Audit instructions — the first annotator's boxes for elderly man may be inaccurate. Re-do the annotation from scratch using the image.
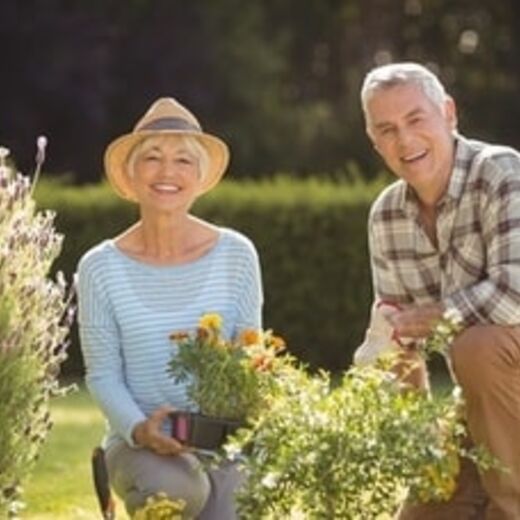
[357,62,520,518]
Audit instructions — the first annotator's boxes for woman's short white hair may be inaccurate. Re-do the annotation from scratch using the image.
[126,134,210,181]
[361,62,449,119]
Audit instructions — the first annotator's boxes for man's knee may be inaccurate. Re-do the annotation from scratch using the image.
[450,325,513,391]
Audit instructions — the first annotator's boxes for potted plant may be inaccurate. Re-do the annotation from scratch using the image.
[168,313,292,450]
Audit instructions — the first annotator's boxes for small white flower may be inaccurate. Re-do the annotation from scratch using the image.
[435,324,450,335]
[443,307,463,325]
[452,385,462,400]
[37,135,48,151]
[0,146,10,160]
[224,443,242,461]
[261,472,279,489]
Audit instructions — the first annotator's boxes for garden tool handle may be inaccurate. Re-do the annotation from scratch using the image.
[91,446,116,520]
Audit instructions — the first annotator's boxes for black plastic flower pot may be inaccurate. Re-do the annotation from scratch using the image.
[170,411,243,450]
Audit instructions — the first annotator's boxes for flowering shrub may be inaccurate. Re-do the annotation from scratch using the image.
[0,143,72,517]
[168,313,292,421]
[228,363,495,519]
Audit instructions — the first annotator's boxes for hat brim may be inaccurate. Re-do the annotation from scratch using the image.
[104,129,230,202]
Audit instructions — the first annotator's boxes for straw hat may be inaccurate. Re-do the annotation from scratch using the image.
[104,97,230,201]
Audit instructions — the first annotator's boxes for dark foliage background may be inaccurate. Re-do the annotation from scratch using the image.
[1,0,518,182]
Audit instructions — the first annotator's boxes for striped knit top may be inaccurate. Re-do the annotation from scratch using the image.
[77,227,263,450]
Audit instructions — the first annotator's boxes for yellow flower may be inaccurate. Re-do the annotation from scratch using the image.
[199,313,223,331]
[238,328,263,346]
[133,493,186,519]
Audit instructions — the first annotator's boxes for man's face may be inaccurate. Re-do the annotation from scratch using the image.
[365,83,457,204]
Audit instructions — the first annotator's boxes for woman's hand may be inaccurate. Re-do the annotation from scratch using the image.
[132,406,187,456]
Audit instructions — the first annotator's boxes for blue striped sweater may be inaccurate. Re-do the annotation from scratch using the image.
[77,227,263,450]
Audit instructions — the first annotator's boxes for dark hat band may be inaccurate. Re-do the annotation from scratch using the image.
[138,117,201,133]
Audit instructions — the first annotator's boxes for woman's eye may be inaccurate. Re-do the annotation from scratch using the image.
[176,157,194,165]
[144,154,160,162]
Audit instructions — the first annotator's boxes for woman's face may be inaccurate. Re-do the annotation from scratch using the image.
[129,136,202,212]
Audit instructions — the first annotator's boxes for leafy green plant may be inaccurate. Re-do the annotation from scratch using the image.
[168,313,293,421]
[0,143,72,518]
[228,363,495,519]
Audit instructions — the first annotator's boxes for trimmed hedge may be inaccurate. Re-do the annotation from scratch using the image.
[36,176,386,375]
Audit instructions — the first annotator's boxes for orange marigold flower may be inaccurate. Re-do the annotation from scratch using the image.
[196,327,210,340]
[169,331,190,342]
[269,335,286,351]
[239,328,262,346]
[251,354,273,372]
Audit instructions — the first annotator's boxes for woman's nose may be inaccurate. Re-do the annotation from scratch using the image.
[161,159,178,176]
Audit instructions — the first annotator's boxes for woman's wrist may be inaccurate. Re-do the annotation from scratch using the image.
[132,420,147,446]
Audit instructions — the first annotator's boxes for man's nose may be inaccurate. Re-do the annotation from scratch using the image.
[396,127,414,148]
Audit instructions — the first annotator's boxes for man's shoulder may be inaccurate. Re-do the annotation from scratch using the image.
[463,137,520,179]
[369,180,407,221]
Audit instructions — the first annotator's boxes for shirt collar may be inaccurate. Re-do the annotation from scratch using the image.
[446,134,473,202]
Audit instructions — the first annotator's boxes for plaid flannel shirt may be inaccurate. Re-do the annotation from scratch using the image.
[369,134,520,326]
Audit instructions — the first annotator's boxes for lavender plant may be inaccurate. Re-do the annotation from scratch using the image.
[0,142,72,518]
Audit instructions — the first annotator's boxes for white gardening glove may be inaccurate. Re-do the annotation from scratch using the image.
[353,301,414,366]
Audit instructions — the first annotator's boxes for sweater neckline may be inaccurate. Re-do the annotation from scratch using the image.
[105,228,226,271]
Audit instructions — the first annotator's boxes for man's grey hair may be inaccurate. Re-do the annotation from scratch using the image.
[361,62,449,118]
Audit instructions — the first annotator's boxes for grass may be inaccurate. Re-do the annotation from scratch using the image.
[21,384,128,519]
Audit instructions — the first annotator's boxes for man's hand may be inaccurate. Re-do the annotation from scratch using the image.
[386,302,444,338]
[132,406,187,456]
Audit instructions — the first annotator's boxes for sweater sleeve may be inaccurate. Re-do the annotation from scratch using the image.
[234,237,264,333]
[77,252,146,447]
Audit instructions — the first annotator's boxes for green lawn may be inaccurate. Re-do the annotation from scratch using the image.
[21,385,128,519]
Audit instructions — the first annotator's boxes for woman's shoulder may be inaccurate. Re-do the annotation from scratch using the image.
[76,240,116,275]
[218,227,259,257]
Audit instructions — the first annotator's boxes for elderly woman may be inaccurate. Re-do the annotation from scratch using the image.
[77,98,263,519]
